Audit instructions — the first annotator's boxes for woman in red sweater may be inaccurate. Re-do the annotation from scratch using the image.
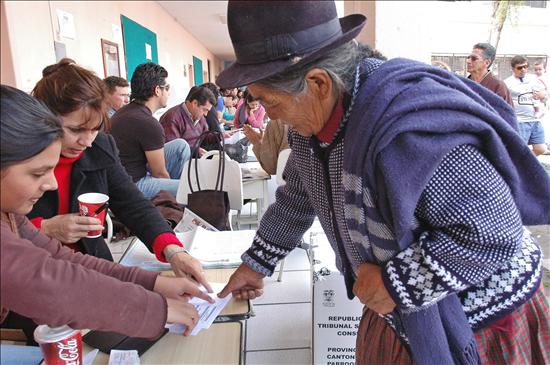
[0,85,212,340]
[28,59,207,285]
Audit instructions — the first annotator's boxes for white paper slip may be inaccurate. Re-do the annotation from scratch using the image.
[188,227,255,267]
[165,283,231,336]
[108,349,140,365]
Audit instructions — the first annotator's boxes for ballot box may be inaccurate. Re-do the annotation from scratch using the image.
[309,231,364,365]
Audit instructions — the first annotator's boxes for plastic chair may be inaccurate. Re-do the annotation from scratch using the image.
[176,156,243,213]
[275,149,291,186]
[201,150,231,160]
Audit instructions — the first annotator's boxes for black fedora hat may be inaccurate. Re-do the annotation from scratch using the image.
[216,1,366,88]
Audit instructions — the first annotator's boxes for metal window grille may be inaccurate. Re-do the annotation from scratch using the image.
[431,54,548,80]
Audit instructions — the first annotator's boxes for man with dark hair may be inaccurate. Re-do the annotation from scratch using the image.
[505,55,547,155]
[160,86,216,157]
[202,82,225,122]
[103,76,130,118]
[111,62,191,198]
[466,43,512,106]
[199,83,240,151]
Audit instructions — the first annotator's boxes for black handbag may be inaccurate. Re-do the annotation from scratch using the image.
[186,132,231,231]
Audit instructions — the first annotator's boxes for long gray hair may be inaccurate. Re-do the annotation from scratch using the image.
[257,41,386,96]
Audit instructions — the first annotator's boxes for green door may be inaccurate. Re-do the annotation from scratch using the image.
[193,56,203,86]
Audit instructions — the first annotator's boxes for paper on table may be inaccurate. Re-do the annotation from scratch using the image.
[224,130,244,145]
[188,227,255,268]
[108,349,140,365]
[118,219,251,271]
[241,163,270,180]
[165,283,231,336]
[119,238,172,271]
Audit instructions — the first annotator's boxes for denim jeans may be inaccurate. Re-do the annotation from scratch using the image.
[518,121,545,145]
[136,138,191,199]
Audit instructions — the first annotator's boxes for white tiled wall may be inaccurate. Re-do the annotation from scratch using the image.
[245,248,312,364]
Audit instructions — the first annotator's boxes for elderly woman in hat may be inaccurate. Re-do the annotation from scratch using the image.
[217,1,550,364]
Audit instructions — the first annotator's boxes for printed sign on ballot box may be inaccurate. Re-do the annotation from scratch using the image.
[311,231,363,365]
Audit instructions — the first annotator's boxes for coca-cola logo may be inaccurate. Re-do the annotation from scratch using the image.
[58,339,80,365]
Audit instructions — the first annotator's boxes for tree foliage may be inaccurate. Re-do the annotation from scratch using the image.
[488,0,524,52]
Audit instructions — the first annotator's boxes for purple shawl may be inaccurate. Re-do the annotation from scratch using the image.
[343,58,550,364]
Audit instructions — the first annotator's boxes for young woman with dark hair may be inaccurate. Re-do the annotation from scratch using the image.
[29,59,211,279]
[234,90,266,128]
[0,85,211,342]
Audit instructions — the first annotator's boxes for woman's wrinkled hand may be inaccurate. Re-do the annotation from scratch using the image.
[218,263,264,300]
[353,262,396,314]
[243,124,263,145]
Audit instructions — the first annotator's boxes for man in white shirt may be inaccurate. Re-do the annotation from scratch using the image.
[504,55,547,155]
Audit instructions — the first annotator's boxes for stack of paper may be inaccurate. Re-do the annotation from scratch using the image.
[119,223,254,270]
[188,227,255,268]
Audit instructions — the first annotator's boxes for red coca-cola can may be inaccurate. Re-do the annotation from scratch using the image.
[34,325,82,365]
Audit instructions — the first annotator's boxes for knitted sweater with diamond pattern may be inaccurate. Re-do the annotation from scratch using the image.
[241,59,544,335]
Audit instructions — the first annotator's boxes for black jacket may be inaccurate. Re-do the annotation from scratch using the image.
[27,133,173,260]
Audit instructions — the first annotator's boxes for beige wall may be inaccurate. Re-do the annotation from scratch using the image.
[2,0,222,110]
[0,1,16,86]
[344,1,376,49]
[2,1,55,90]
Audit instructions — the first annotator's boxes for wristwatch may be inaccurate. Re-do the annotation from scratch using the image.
[165,246,189,262]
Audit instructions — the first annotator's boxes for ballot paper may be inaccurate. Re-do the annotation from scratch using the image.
[187,227,255,268]
[165,283,231,336]
[108,349,140,365]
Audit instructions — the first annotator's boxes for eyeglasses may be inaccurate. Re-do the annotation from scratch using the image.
[159,84,170,91]
[515,64,529,71]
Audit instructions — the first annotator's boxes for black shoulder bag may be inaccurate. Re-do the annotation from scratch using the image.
[186,131,231,231]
